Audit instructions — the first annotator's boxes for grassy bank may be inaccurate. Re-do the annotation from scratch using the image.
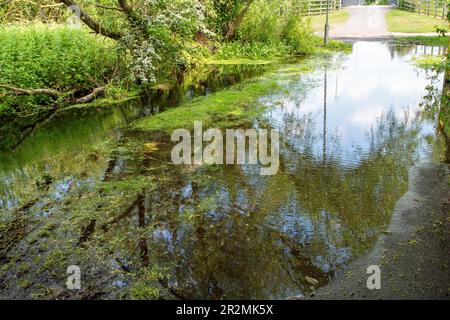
[393,36,449,46]
[0,23,349,116]
[0,20,350,151]
[386,9,449,33]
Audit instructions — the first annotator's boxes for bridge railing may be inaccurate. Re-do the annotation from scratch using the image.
[398,0,449,20]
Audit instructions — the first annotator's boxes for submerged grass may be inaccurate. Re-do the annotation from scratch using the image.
[204,58,274,65]
[132,55,333,133]
[132,77,279,132]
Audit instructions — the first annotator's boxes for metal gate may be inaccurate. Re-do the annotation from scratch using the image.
[342,0,361,6]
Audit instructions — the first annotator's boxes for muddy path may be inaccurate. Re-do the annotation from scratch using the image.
[310,162,450,299]
[330,5,438,40]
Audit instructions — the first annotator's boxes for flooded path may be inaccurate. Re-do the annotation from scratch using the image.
[0,41,447,299]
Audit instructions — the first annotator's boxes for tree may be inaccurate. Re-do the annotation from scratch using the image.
[208,0,255,40]
[55,0,208,83]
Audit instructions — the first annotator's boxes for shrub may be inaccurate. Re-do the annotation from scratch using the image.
[0,24,118,116]
[229,0,316,57]
[217,41,290,59]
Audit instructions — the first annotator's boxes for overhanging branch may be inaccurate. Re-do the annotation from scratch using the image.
[0,84,60,97]
[59,0,123,40]
[117,0,140,26]
[0,84,106,104]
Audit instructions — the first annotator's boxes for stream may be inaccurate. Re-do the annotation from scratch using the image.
[0,41,447,299]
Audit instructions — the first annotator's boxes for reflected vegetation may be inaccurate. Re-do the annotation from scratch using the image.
[0,63,270,152]
[0,42,447,299]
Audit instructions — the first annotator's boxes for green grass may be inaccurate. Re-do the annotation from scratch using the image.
[393,36,449,46]
[132,58,332,133]
[0,23,117,116]
[132,77,279,132]
[216,41,292,60]
[309,10,350,32]
[204,58,274,65]
[386,9,449,33]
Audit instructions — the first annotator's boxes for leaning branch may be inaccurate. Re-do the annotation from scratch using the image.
[0,84,60,97]
[224,0,255,40]
[59,0,123,40]
[0,84,106,104]
[73,86,106,104]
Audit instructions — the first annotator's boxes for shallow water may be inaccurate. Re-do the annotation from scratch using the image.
[0,41,446,299]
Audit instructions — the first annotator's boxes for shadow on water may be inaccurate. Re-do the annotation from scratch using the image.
[0,42,447,299]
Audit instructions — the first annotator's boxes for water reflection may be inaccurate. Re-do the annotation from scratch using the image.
[132,41,445,298]
[0,63,270,153]
[0,42,446,299]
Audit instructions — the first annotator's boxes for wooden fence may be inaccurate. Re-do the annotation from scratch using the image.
[280,0,342,16]
[304,0,342,15]
[399,0,448,19]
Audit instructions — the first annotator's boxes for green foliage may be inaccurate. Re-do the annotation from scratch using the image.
[217,41,290,59]
[280,8,316,55]
[412,54,446,71]
[205,0,249,36]
[225,0,317,58]
[0,24,117,116]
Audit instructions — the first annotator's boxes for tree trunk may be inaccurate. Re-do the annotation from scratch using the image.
[224,0,255,41]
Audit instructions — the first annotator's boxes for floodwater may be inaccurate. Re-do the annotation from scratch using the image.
[0,41,447,299]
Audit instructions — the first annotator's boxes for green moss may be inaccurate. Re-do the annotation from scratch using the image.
[62,92,141,112]
[132,77,278,132]
[127,266,167,300]
[17,262,30,274]
[17,278,32,289]
[204,58,274,65]
[132,55,336,133]
[130,286,161,300]
[40,249,66,272]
